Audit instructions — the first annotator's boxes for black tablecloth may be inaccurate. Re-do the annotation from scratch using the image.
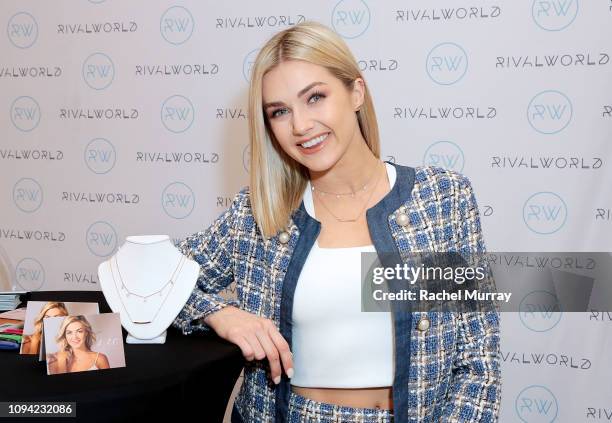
[0,291,243,422]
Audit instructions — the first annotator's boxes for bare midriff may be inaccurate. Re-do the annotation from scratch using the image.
[291,386,393,410]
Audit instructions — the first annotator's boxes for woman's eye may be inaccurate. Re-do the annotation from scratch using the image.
[269,92,325,119]
[308,92,325,103]
[271,108,288,118]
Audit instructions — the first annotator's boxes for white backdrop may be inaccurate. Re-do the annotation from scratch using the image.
[1,1,611,422]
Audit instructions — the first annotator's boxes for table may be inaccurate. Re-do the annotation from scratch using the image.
[0,290,243,422]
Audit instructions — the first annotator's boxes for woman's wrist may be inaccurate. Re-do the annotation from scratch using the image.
[203,305,236,328]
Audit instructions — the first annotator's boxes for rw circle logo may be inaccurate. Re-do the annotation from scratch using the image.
[86,221,118,257]
[532,0,578,31]
[331,0,371,39]
[162,182,195,219]
[161,95,195,133]
[519,290,562,332]
[7,12,38,49]
[426,42,468,86]
[515,385,558,422]
[243,49,259,83]
[10,96,41,132]
[82,53,115,90]
[523,192,567,235]
[422,141,464,172]
[331,0,371,38]
[160,6,194,45]
[84,138,116,174]
[15,258,45,291]
[527,91,573,134]
[13,178,43,213]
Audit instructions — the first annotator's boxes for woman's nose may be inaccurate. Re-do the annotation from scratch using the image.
[291,108,314,136]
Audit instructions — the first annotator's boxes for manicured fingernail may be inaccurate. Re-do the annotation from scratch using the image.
[273,375,281,384]
[286,368,294,378]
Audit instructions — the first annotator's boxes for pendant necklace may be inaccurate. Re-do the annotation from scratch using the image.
[312,160,384,223]
[108,253,186,324]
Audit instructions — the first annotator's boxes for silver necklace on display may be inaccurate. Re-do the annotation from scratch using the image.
[108,253,186,324]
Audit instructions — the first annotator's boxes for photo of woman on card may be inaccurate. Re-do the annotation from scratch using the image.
[20,301,68,355]
[46,315,110,374]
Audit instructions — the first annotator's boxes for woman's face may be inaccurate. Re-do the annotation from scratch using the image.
[45,307,66,318]
[262,60,364,173]
[65,321,86,349]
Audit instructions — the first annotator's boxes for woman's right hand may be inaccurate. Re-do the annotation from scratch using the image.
[204,306,294,384]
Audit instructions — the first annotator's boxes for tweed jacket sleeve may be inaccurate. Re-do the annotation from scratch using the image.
[171,190,244,336]
[440,175,502,422]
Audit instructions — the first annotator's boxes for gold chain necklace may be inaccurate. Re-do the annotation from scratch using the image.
[313,161,384,223]
[108,253,185,324]
[311,161,380,198]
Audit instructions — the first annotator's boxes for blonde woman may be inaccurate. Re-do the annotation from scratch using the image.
[20,301,68,355]
[173,21,501,422]
[47,315,109,374]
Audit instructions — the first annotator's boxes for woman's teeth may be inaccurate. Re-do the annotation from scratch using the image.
[301,133,328,148]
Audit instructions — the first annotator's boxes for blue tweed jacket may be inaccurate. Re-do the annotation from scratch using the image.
[172,162,501,422]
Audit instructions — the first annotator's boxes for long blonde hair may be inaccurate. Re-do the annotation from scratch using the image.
[32,301,68,338]
[248,21,381,239]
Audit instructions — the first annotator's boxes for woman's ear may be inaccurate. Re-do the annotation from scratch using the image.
[352,78,365,111]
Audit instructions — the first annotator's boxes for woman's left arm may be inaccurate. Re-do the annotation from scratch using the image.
[441,174,501,422]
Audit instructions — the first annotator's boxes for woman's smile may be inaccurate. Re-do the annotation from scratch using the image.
[297,132,330,154]
[69,336,82,346]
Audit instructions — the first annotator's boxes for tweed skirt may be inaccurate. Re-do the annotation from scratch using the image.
[287,391,394,423]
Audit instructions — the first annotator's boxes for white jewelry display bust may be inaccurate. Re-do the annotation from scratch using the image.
[98,235,199,344]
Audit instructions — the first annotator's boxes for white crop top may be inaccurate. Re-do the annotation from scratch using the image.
[290,162,396,388]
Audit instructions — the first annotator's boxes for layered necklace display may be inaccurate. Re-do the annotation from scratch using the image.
[108,250,186,324]
[311,160,384,223]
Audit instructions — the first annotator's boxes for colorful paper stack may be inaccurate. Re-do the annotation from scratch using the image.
[0,322,24,351]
